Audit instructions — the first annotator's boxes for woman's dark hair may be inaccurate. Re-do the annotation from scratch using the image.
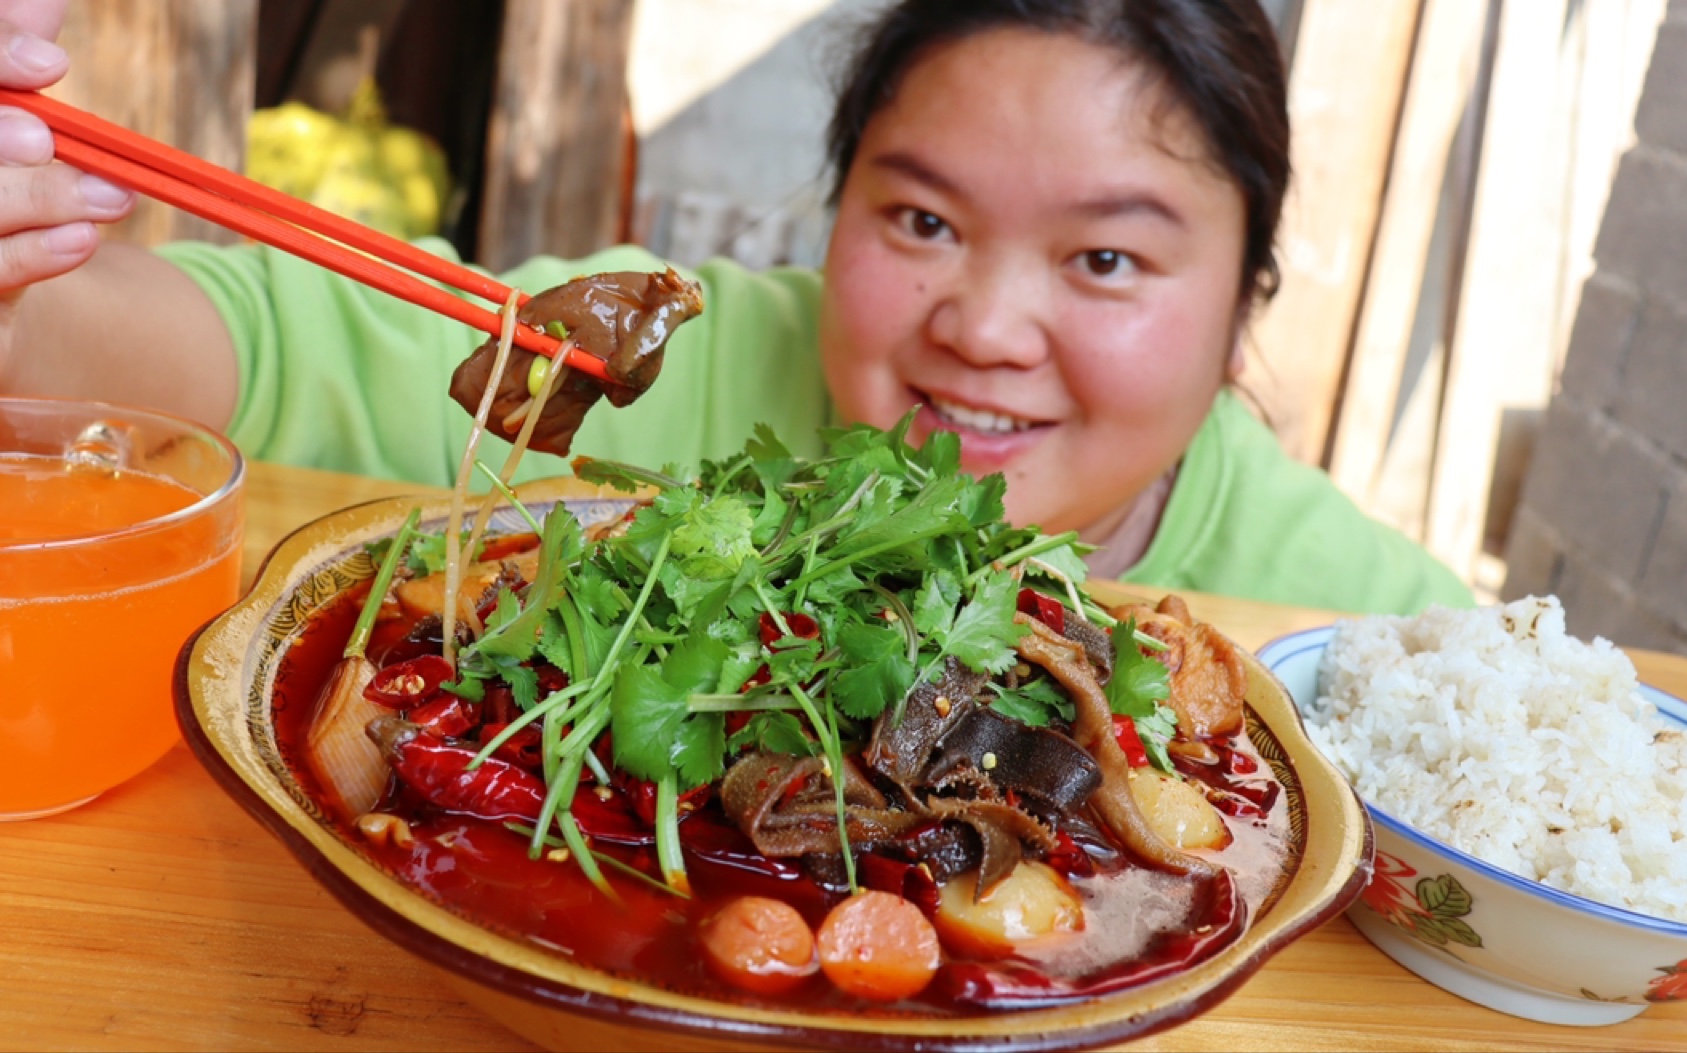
[827,0,1291,304]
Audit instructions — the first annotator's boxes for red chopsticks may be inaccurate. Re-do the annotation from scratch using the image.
[0,88,612,384]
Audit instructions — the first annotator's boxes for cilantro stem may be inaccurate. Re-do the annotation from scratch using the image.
[963,530,1081,587]
[472,460,543,535]
[505,822,690,899]
[790,520,962,591]
[588,532,672,696]
[788,682,856,893]
[710,454,753,496]
[654,774,690,894]
[764,469,879,564]
[752,578,792,637]
[346,508,420,660]
[869,583,919,666]
[687,693,799,713]
[468,680,590,768]
[581,744,613,786]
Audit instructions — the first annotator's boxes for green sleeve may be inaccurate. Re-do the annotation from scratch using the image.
[152,238,830,487]
[1123,391,1474,615]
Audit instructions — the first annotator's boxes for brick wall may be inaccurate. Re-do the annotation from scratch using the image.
[1502,2,1687,655]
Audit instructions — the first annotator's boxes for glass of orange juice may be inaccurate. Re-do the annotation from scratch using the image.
[0,397,244,819]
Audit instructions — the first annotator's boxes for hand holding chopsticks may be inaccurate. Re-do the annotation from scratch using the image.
[0,88,612,384]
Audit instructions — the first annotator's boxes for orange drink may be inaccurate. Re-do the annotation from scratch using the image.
[0,398,243,819]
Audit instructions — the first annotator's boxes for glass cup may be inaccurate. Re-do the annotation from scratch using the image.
[0,397,244,820]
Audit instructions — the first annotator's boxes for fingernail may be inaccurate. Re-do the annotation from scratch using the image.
[8,35,66,74]
[0,114,51,163]
[44,222,96,255]
[79,173,133,211]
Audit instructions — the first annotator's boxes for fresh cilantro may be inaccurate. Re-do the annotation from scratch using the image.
[671,492,756,579]
[726,710,817,757]
[1106,618,1176,773]
[987,677,1075,727]
[1136,702,1180,773]
[912,573,960,637]
[830,620,916,720]
[937,572,1026,676]
[1106,617,1172,716]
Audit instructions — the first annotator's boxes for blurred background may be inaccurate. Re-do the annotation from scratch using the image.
[51,0,1687,656]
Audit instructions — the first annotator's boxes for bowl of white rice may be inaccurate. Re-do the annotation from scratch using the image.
[1258,595,1687,1026]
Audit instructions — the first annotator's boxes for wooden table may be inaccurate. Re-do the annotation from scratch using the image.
[3,461,1683,1052]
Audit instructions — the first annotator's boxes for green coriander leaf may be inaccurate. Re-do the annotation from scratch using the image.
[750,486,787,547]
[957,473,1006,529]
[499,659,539,712]
[572,456,684,493]
[987,678,1074,727]
[912,573,960,637]
[672,713,727,788]
[484,587,522,635]
[442,673,486,701]
[672,494,756,579]
[830,621,916,720]
[715,638,762,695]
[802,562,866,607]
[830,475,970,561]
[725,710,816,758]
[407,531,480,575]
[609,665,686,781]
[765,634,823,685]
[922,428,961,478]
[1136,702,1179,773]
[1025,540,1092,588]
[941,572,1026,675]
[610,635,728,782]
[1106,617,1172,718]
[536,611,575,677]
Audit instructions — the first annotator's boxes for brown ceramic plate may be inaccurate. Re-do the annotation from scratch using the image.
[174,478,1373,1052]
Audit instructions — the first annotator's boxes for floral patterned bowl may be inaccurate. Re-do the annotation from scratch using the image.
[1258,626,1687,1026]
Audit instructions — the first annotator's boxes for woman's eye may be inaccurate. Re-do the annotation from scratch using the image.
[896,208,952,241]
[1078,249,1136,278]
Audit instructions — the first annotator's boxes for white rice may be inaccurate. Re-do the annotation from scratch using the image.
[1304,595,1687,924]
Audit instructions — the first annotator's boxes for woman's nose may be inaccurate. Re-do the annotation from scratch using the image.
[924,260,1052,370]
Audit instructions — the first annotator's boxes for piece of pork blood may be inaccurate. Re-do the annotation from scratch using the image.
[446,268,704,458]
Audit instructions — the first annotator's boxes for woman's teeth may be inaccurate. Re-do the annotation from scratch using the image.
[927,396,1036,435]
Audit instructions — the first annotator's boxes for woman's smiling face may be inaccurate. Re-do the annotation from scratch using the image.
[820,27,1249,541]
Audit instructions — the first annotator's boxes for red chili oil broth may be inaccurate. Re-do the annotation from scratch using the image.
[271,570,1295,1016]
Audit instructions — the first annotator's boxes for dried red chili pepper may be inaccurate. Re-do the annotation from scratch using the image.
[859,852,942,918]
[478,721,545,770]
[1110,715,1150,768]
[614,771,713,827]
[374,722,545,823]
[364,655,455,708]
[1016,588,1065,635]
[409,694,479,738]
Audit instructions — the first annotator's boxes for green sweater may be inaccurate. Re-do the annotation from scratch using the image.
[157,239,1472,615]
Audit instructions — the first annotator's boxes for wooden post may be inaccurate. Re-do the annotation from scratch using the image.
[1326,0,1493,536]
[478,0,636,271]
[1244,0,1424,466]
[1424,0,1666,584]
[54,0,255,247]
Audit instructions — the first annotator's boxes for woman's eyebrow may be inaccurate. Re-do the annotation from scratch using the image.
[868,151,962,196]
[1070,193,1185,227]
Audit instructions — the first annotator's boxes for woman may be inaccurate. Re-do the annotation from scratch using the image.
[0,0,1469,614]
